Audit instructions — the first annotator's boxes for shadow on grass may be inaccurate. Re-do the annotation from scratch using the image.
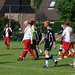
[0,61,15,64]
[10,48,23,50]
[0,54,13,56]
[57,64,69,67]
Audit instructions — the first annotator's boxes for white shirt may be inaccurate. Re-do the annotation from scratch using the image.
[23,26,32,41]
[62,26,73,42]
[4,27,12,37]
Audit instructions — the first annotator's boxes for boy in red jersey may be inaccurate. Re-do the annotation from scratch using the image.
[3,23,12,49]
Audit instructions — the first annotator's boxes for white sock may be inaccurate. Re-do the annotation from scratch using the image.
[45,55,49,66]
[46,60,49,66]
[39,49,42,53]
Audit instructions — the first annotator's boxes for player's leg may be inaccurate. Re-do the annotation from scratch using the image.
[43,50,49,68]
[7,37,10,49]
[32,40,39,58]
[36,41,43,54]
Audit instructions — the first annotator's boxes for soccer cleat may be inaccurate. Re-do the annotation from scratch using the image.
[32,57,39,60]
[43,65,48,68]
[17,57,23,61]
[69,64,75,68]
[54,61,58,67]
[64,56,68,58]
[40,52,43,55]
[57,57,63,61]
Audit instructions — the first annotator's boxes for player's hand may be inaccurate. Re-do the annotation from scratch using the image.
[55,33,58,36]
[53,44,56,49]
[21,40,23,44]
[30,41,33,45]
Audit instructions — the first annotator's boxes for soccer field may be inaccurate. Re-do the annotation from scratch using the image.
[0,41,75,75]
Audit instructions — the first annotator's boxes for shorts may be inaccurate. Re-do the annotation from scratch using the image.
[62,41,74,51]
[4,37,10,43]
[36,41,40,45]
[23,39,31,51]
[31,40,36,49]
[45,41,53,51]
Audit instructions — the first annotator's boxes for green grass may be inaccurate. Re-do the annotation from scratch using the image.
[0,41,75,75]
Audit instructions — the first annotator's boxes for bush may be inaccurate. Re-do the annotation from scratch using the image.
[11,32,24,41]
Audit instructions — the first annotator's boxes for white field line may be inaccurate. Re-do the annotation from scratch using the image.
[0,65,75,73]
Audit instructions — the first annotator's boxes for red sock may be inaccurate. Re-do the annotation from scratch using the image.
[73,52,75,58]
[61,53,65,59]
[21,51,27,59]
[7,43,10,48]
[29,49,36,58]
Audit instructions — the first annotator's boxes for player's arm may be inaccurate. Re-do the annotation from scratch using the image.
[56,35,63,41]
[52,30,56,49]
[39,36,44,45]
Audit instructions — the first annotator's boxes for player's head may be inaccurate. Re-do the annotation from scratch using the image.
[34,23,37,29]
[44,21,50,28]
[23,21,29,27]
[62,22,69,29]
[30,20,36,26]
[64,22,69,26]
[6,23,9,28]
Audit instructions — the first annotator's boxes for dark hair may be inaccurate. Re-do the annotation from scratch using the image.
[64,22,69,26]
[30,20,36,25]
[45,21,50,26]
[6,23,9,26]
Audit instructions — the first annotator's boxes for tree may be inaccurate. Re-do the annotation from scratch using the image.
[28,0,42,12]
[55,0,75,22]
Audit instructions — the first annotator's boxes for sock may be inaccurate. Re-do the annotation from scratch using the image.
[7,42,10,48]
[49,54,56,62]
[21,51,28,59]
[45,55,49,66]
[29,49,36,58]
[73,52,75,58]
[61,53,65,59]
[39,48,42,53]
[7,43,10,48]
[37,47,42,54]
[35,48,39,58]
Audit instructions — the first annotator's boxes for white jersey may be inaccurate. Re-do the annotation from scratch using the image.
[23,26,32,41]
[4,27,12,37]
[62,26,73,42]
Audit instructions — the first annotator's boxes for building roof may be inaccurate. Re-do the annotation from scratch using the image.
[38,0,60,21]
[0,0,33,17]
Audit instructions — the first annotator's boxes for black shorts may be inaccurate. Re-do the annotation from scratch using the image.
[60,39,63,45]
[31,40,36,49]
[36,41,40,45]
[45,41,53,51]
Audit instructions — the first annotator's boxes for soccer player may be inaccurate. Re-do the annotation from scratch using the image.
[18,21,36,61]
[39,21,58,68]
[56,22,75,67]
[34,24,43,55]
[56,24,64,56]
[30,20,39,59]
[3,23,12,49]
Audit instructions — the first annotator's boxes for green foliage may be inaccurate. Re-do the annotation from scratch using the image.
[55,0,75,22]
[51,22,61,33]
[28,0,42,12]
[12,32,23,41]
[34,0,42,12]
[35,13,47,22]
